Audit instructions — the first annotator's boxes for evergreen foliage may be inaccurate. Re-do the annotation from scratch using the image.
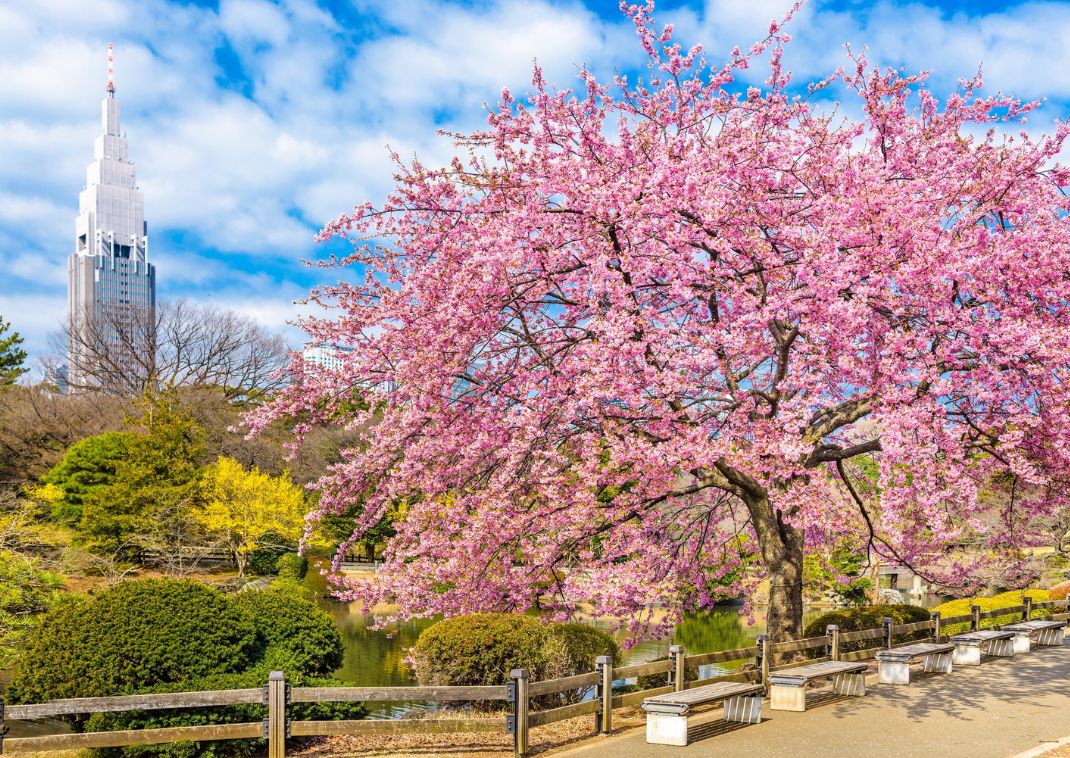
[0,316,28,387]
[0,548,66,668]
[411,613,619,707]
[42,432,136,525]
[802,604,931,657]
[79,399,206,554]
[6,578,361,758]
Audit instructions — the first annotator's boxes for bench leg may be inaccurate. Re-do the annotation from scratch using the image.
[723,694,762,724]
[878,660,910,685]
[832,672,866,697]
[922,652,952,674]
[769,684,806,712]
[1037,628,1064,646]
[988,638,1015,658]
[646,712,689,746]
[1011,633,1031,654]
[952,644,981,666]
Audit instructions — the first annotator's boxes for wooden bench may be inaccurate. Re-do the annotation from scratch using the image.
[950,629,1015,665]
[641,681,764,746]
[1001,620,1067,652]
[767,660,868,712]
[875,642,955,684]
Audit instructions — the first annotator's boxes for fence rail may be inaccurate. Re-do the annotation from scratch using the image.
[3,597,1067,757]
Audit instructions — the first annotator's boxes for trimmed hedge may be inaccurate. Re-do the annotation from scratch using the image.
[411,613,619,708]
[931,589,1050,636]
[276,552,307,582]
[7,579,360,758]
[6,580,256,702]
[231,588,342,675]
[803,604,930,657]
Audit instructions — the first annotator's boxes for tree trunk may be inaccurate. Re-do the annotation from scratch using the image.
[234,545,247,577]
[746,493,805,643]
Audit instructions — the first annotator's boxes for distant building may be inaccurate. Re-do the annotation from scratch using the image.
[302,343,353,372]
[67,44,156,390]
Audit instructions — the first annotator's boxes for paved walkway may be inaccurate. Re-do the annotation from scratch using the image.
[557,645,1070,758]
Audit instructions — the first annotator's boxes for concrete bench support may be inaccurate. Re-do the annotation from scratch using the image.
[769,683,806,712]
[876,642,955,684]
[1010,631,1032,654]
[642,680,764,746]
[923,652,953,674]
[723,694,762,724]
[831,671,866,696]
[951,634,1015,666]
[1003,620,1067,651]
[1038,627,1065,646]
[646,712,688,747]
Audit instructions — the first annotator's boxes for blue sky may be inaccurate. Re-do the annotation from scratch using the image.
[1,0,1069,367]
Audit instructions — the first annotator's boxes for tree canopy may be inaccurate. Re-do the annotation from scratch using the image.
[195,456,306,576]
[43,432,136,526]
[249,3,1070,640]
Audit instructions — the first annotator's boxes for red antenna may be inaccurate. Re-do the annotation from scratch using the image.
[106,43,115,92]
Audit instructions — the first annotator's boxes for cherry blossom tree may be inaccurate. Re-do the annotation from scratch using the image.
[249,2,1070,641]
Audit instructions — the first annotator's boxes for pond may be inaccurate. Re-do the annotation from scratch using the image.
[306,567,827,717]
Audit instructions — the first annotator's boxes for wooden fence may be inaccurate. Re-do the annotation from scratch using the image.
[2,599,1067,757]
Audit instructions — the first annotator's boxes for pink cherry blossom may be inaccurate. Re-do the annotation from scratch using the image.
[247,2,1070,642]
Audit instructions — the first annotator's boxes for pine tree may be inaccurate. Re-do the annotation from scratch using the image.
[0,316,28,387]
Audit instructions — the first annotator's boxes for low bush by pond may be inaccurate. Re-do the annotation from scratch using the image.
[6,578,364,758]
[411,613,620,708]
[802,604,930,656]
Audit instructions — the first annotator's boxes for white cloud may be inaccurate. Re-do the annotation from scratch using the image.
[1,0,1069,370]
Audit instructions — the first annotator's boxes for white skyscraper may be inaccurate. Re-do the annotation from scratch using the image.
[67,44,156,391]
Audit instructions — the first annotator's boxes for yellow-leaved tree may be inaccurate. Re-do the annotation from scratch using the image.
[195,456,305,576]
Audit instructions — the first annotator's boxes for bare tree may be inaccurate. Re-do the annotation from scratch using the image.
[0,386,129,487]
[57,299,290,400]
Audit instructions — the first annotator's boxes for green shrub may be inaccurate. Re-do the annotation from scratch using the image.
[7,579,361,758]
[246,531,295,576]
[542,623,622,682]
[275,552,307,582]
[6,580,256,702]
[411,614,619,707]
[932,589,1050,636]
[413,613,546,687]
[231,589,343,676]
[0,548,66,669]
[802,604,930,657]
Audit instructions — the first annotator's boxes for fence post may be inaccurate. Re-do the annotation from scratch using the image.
[0,692,6,755]
[971,604,981,632]
[882,616,894,650]
[595,655,613,735]
[826,624,840,661]
[510,669,529,757]
[1024,596,1033,621]
[266,670,287,758]
[756,635,770,688]
[931,611,941,643]
[669,645,686,692]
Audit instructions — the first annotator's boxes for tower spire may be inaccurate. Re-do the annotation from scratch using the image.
[106,42,115,93]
